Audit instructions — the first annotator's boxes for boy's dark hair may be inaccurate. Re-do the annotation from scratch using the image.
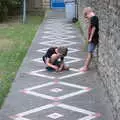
[58,47,68,56]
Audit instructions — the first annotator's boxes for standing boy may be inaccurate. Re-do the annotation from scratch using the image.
[80,7,99,72]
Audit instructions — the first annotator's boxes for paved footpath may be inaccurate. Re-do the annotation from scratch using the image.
[0,10,114,120]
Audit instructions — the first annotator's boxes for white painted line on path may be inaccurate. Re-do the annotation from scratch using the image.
[10,103,100,120]
[58,72,85,80]
[21,81,91,101]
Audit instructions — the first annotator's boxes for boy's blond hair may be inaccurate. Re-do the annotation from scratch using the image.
[58,47,68,56]
[83,7,93,17]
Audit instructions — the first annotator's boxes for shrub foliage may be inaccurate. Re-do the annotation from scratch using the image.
[0,0,22,22]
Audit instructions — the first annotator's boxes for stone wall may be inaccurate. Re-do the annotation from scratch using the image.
[27,0,43,10]
[42,0,50,8]
[78,0,120,120]
[27,0,46,15]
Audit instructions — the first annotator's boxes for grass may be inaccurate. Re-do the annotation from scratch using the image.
[0,15,44,108]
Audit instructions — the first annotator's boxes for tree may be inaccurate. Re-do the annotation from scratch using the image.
[0,0,22,22]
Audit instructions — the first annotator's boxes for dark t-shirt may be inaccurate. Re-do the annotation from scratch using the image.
[44,47,57,58]
[43,47,64,63]
[88,16,99,45]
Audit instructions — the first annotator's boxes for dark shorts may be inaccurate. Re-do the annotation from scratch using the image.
[88,43,96,53]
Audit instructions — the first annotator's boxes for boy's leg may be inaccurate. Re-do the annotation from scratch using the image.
[63,64,69,70]
[50,54,58,64]
[83,52,93,70]
[45,54,58,71]
[80,43,96,72]
[55,62,69,71]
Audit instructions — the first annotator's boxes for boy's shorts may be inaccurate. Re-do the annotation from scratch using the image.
[88,43,96,53]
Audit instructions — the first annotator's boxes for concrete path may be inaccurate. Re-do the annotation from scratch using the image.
[0,9,113,120]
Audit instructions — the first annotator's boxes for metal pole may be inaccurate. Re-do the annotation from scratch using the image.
[76,0,78,19]
[23,0,26,24]
[75,0,78,19]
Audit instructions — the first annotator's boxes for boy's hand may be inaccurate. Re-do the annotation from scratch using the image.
[53,66,59,71]
[58,63,64,72]
[88,38,92,42]
[58,67,63,72]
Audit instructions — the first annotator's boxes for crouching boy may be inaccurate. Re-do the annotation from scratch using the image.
[43,47,69,72]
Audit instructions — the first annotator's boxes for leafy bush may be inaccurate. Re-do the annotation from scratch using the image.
[0,0,21,22]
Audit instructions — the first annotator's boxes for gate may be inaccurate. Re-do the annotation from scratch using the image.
[51,0,65,8]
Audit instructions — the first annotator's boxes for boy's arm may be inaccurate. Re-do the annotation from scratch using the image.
[58,59,64,71]
[46,58,58,71]
[59,62,64,71]
[88,26,96,42]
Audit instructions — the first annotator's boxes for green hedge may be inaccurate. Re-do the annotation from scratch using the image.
[0,0,21,22]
